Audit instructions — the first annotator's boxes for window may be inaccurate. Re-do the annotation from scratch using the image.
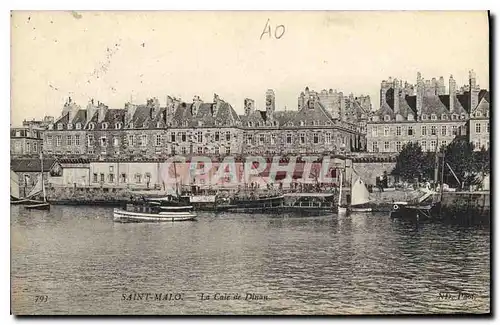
[396,141,402,152]
[66,135,73,146]
[109,173,114,183]
[67,123,73,130]
[475,123,481,133]
[487,122,490,133]
[452,114,457,120]
[313,133,319,144]
[270,135,276,145]
[33,142,37,152]
[100,136,107,147]
[135,173,142,183]
[371,127,378,137]
[74,135,80,146]
[226,131,231,141]
[259,134,264,145]
[431,114,437,120]
[396,126,401,136]
[246,135,253,145]
[384,115,390,122]
[422,114,428,120]
[93,173,98,183]
[115,122,122,129]
[384,126,390,136]
[120,173,126,183]
[452,125,458,135]
[325,133,331,144]
[196,131,203,143]
[87,135,94,147]
[156,134,162,146]
[128,135,134,146]
[431,126,437,136]
[408,114,414,121]
[47,136,53,146]
[300,121,305,126]
[461,114,466,120]
[441,141,447,148]
[226,147,231,155]
[441,125,447,136]
[430,140,437,151]
[475,111,482,118]
[372,142,379,152]
[100,173,105,183]
[197,147,203,154]
[140,134,147,147]
[57,123,63,130]
[408,126,414,136]
[286,134,292,144]
[384,141,390,151]
[421,141,427,151]
[181,147,187,155]
[89,123,95,130]
[215,131,219,141]
[102,123,108,130]
[56,135,62,147]
[113,137,119,147]
[441,114,447,120]
[299,133,305,144]
[75,123,81,130]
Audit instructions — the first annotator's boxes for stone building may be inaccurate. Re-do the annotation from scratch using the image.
[10,126,44,157]
[468,87,490,151]
[366,70,489,153]
[43,88,365,159]
[241,90,365,155]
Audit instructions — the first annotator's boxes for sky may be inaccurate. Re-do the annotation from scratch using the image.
[10,11,489,126]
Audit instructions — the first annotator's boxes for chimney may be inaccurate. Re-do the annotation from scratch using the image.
[339,91,345,120]
[86,98,98,123]
[438,76,445,95]
[265,89,276,115]
[97,102,107,123]
[192,95,203,116]
[469,69,479,110]
[380,80,388,107]
[124,102,137,126]
[416,72,423,118]
[212,93,222,117]
[244,98,255,116]
[393,78,400,114]
[449,75,456,112]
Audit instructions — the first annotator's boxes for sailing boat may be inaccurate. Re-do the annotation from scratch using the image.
[338,169,372,214]
[338,169,347,214]
[24,152,50,210]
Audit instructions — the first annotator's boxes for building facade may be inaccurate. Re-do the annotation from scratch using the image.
[10,126,44,157]
[468,89,490,151]
[366,70,489,153]
[43,90,365,159]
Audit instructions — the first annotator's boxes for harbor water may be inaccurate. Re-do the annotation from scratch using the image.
[11,205,490,315]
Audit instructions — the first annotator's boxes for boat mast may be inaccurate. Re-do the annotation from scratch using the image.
[40,152,46,202]
[338,168,343,207]
[173,159,179,197]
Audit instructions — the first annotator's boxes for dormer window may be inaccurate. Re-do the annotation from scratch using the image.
[115,122,122,129]
[461,114,466,120]
[88,123,95,130]
[441,114,447,120]
[198,121,203,127]
[431,114,437,120]
[395,114,403,121]
[156,121,161,128]
[422,114,428,120]
[183,121,188,127]
[67,123,73,130]
[128,123,133,129]
[300,121,305,126]
[248,122,253,127]
[48,124,54,130]
[102,122,108,130]
[485,111,489,118]
[57,123,63,130]
[75,123,81,130]
[273,121,277,126]
[407,114,414,121]
[384,115,390,122]
[475,111,482,118]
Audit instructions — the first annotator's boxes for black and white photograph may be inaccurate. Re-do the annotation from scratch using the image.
[9,10,490,315]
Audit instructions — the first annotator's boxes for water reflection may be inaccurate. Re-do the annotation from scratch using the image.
[11,206,489,315]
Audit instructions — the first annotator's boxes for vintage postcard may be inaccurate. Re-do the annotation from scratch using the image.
[10,11,490,315]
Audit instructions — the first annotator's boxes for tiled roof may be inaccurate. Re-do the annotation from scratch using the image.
[11,158,55,172]
[72,110,87,125]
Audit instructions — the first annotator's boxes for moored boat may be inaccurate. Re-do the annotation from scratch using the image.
[113,195,196,222]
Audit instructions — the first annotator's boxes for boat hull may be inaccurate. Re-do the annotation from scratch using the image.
[351,207,372,212]
[24,202,51,210]
[113,208,197,222]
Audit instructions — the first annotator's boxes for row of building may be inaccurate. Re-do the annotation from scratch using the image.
[11,70,490,160]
